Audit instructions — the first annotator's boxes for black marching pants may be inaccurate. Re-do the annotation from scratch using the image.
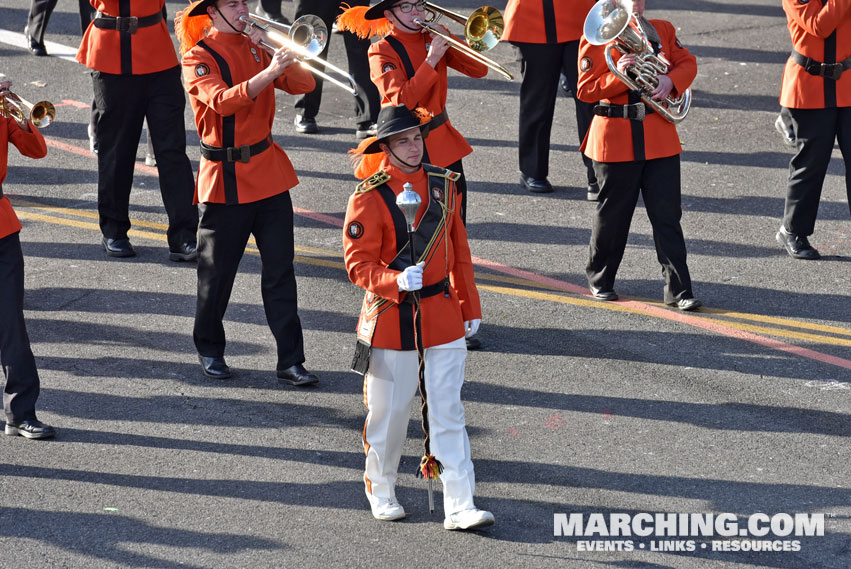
[26,0,58,43]
[781,106,851,237]
[513,40,596,185]
[93,66,198,250]
[0,233,41,424]
[194,191,306,370]
[587,155,693,304]
[292,0,381,127]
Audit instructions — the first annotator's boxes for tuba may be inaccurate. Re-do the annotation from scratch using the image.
[0,89,55,128]
[583,0,691,123]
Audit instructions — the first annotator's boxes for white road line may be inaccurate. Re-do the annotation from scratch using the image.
[0,29,80,64]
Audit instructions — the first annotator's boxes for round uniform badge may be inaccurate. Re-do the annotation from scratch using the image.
[382,62,397,73]
[580,56,592,72]
[195,63,210,77]
[347,221,365,240]
[432,187,443,201]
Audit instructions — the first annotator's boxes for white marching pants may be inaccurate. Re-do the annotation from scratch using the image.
[363,337,475,515]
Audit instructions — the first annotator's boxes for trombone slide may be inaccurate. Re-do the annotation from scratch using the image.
[414,18,514,80]
[239,15,359,96]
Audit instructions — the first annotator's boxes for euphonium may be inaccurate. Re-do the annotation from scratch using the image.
[0,90,55,128]
[583,0,691,123]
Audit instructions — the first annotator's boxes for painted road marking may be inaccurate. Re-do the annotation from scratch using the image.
[12,197,851,371]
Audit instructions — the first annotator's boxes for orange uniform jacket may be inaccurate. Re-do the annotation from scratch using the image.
[343,161,481,350]
[368,30,488,168]
[577,19,696,163]
[182,31,316,204]
[502,0,596,44]
[77,0,178,75]
[780,0,851,109]
[0,118,47,240]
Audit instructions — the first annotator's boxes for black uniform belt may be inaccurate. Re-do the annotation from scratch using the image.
[401,278,450,304]
[430,110,449,129]
[93,11,163,33]
[791,50,851,81]
[200,136,272,163]
[594,101,655,121]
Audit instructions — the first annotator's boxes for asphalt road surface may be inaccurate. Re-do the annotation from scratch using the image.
[0,1,848,568]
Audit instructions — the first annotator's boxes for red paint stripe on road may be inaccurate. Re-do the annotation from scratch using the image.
[41,135,851,370]
[45,137,159,176]
[293,206,344,228]
[472,254,851,370]
[54,99,92,109]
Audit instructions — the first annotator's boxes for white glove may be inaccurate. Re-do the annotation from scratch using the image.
[464,318,481,338]
[397,262,424,292]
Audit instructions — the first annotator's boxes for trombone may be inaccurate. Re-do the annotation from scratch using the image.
[414,3,514,80]
[239,13,359,96]
[0,89,55,128]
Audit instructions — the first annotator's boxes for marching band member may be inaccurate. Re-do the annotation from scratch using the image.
[77,0,198,261]
[503,0,598,197]
[176,0,320,385]
[775,0,851,260]
[338,0,488,225]
[338,0,488,349]
[0,81,56,440]
[343,104,493,530]
[577,0,701,310]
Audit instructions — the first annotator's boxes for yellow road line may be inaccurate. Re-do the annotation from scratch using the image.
[14,203,851,348]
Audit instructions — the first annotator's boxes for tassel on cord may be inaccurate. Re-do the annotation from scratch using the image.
[175,9,212,55]
[417,455,443,480]
[410,300,442,513]
[337,5,393,39]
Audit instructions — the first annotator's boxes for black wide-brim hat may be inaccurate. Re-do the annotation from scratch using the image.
[362,104,431,154]
[186,0,217,18]
[364,0,402,20]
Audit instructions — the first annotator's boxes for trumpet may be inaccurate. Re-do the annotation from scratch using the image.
[583,0,691,123]
[0,89,55,128]
[239,13,359,96]
[414,3,514,81]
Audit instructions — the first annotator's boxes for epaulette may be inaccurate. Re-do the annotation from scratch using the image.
[423,163,460,182]
[355,171,391,193]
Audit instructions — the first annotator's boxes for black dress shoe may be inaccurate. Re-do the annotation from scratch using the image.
[5,419,56,439]
[294,115,318,134]
[169,242,198,262]
[776,229,820,260]
[277,363,319,386]
[356,122,378,140]
[25,26,48,56]
[667,297,702,311]
[520,174,553,194]
[590,287,618,301]
[198,355,232,379]
[587,182,601,202]
[102,237,136,258]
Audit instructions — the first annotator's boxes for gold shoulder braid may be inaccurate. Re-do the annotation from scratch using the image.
[355,171,391,194]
